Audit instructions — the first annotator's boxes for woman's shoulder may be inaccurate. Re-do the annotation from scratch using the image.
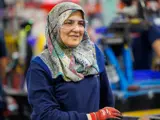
[28,56,52,78]
[94,44,105,72]
[94,44,104,57]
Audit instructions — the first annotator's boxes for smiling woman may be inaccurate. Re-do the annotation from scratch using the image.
[26,2,122,120]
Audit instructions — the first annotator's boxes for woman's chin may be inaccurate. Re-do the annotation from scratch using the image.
[66,40,81,48]
[67,43,80,48]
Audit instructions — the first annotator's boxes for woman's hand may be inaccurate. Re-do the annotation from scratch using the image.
[87,107,122,120]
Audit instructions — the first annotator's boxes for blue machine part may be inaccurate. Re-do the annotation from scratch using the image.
[123,45,133,84]
[133,70,160,85]
[95,27,115,38]
[104,47,128,91]
[105,44,160,91]
[134,70,160,80]
[95,26,108,34]
[97,25,160,93]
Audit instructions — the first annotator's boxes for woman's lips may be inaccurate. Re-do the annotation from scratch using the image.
[70,35,79,39]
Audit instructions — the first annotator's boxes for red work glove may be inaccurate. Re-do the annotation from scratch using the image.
[88,107,122,120]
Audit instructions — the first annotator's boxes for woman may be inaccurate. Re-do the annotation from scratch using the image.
[26,2,122,120]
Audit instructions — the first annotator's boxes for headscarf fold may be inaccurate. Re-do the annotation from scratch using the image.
[39,2,99,82]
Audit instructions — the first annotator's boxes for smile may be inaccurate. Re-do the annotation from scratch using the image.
[70,35,79,38]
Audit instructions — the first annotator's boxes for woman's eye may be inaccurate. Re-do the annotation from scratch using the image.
[64,20,73,25]
[79,21,85,27]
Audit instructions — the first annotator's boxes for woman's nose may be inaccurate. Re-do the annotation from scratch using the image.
[72,25,80,32]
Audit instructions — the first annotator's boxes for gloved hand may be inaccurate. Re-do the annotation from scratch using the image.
[87,107,122,120]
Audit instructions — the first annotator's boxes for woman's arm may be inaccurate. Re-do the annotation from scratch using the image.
[26,62,88,120]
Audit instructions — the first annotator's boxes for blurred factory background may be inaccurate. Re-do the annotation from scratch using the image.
[1,0,160,120]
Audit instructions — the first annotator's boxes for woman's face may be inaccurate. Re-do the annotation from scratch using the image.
[59,11,85,48]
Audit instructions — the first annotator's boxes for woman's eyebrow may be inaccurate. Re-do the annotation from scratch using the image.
[66,18,84,21]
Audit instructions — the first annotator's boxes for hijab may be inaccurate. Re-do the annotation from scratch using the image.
[39,2,99,82]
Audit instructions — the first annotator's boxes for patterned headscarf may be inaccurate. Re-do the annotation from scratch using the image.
[39,2,99,82]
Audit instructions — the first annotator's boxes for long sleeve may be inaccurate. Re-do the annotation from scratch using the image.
[26,62,88,120]
[95,45,114,108]
[99,69,114,108]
